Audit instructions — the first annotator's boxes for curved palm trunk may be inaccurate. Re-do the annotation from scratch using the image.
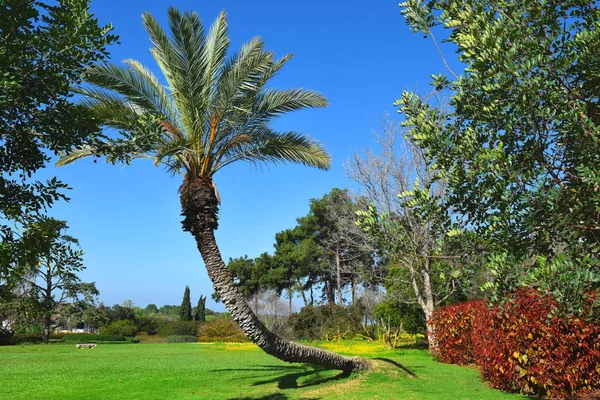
[180,178,369,372]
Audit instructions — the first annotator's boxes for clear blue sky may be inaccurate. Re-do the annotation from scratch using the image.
[45,0,460,311]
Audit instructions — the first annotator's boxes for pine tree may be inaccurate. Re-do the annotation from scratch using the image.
[180,286,192,321]
[194,295,206,322]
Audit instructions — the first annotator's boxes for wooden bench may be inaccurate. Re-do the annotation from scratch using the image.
[76,343,97,349]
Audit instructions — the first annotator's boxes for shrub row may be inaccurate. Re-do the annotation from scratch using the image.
[12,333,64,344]
[166,335,197,343]
[429,289,600,398]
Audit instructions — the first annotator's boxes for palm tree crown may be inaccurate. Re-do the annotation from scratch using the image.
[58,7,331,178]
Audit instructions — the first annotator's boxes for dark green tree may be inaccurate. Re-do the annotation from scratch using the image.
[107,304,135,322]
[398,0,600,314]
[144,304,158,314]
[18,218,99,341]
[158,304,182,319]
[194,295,206,322]
[227,256,263,299]
[0,0,116,286]
[180,286,192,322]
[272,227,325,307]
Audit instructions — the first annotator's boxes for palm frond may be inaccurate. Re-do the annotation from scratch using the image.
[75,87,145,131]
[253,88,328,123]
[55,146,97,167]
[213,129,331,174]
[142,10,185,89]
[83,62,172,119]
[201,10,229,104]
[122,58,177,121]
[60,8,331,180]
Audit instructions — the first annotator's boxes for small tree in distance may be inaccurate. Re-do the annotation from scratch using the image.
[180,286,192,321]
[194,295,206,322]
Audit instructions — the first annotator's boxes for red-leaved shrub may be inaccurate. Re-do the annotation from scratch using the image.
[430,289,600,398]
[428,299,488,364]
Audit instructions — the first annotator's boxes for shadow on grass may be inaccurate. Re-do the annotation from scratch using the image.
[230,394,291,400]
[373,357,417,378]
[215,364,352,399]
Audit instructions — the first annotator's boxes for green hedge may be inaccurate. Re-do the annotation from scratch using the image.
[13,334,42,344]
[166,335,197,343]
[159,321,198,337]
[62,334,126,343]
[12,333,65,344]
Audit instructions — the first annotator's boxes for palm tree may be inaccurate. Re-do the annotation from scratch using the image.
[58,8,369,372]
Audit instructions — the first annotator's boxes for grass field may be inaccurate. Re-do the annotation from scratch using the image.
[0,341,525,399]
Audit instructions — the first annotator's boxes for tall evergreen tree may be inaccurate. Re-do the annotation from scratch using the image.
[180,286,192,321]
[194,295,206,322]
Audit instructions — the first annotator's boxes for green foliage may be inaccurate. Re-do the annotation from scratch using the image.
[193,295,206,322]
[144,304,158,314]
[180,286,192,321]
[100,320,138,337]
[8,218,98,339]
[166,335,197,343]
[158,321,198,338]
[11,332,65,344]
[107,304,135,321]
[226,255,265,298]
[374,299,426,335]
[288,304,365,341]
[64,301,110,332]
[0,0,116,290]
[135,316,160,335]
[157,304,182,319]
[197,316,246,343]
[398,0,600,315]
[227,188,371,306]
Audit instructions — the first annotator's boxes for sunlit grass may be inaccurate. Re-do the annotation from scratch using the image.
[0,341,525,399]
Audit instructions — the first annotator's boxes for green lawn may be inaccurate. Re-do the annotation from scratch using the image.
[0,341,525,399]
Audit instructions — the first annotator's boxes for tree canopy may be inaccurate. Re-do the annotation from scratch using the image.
[398,0,600,315]
[0,0,116,279]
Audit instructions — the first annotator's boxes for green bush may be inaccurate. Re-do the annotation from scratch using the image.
[166,335,197,343]
[136,316,160,334]
[158,321,198,337]
[100,320,138,336]
[12,334,42,344]
[288,303,365,341]
[374,299,426,335]
[62,334,125,343]
[0,331,14,345]
[197,316,246,343]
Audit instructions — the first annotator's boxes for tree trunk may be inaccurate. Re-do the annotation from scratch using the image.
[300,289,308,307]
[42,260,52,342]
[335,250,342,305]
[351,275,357,306]
[325,280,335,305]
[180,178,368,372]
